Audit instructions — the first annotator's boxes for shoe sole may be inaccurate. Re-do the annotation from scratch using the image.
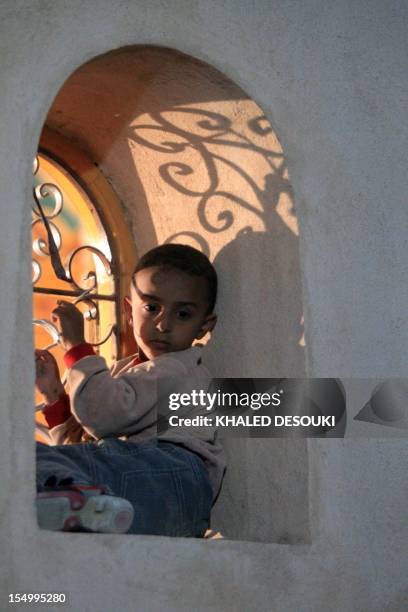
[36,494,134,534]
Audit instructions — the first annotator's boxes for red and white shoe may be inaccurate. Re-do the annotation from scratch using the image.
[36,484,134,534]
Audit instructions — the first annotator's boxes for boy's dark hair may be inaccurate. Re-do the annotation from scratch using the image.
[132,244,217,313]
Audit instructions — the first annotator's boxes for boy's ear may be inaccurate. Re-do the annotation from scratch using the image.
[196,313,217,339]
[123,296,133,325]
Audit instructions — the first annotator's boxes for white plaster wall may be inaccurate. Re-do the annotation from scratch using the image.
[1,1,407,610]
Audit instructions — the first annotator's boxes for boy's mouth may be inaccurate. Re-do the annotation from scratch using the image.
[148,340,172,352]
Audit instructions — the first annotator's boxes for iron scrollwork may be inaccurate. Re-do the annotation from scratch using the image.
[32,155,117,351]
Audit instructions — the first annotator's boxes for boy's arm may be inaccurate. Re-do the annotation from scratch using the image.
[49,299,164,439]
[39,394,87,444]
[35,347,88,444]
[64,344,162,439]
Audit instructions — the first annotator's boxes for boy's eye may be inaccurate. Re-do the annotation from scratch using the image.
[143,303,158,313]
[177,310,192,320]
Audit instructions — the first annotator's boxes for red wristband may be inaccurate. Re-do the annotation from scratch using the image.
[64,343,96,368]
[42,393,71,428]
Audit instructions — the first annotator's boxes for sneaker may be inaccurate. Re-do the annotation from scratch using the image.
[36,483,134,534]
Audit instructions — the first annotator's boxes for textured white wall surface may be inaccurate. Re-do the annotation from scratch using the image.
[0,1,407,610]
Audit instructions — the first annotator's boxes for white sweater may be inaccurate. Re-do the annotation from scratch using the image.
[39,346,226,501]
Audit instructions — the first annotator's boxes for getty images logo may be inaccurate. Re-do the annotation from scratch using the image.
[158,378,408,437]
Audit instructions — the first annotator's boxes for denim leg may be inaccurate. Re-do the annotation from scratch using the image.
[36,439,213,537]
[87,439,213,537]
[36,441,96,489]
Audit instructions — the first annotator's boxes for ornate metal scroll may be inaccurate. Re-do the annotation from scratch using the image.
[32,155,117,351]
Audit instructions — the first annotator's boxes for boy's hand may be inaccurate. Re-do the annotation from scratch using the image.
[35,349,65,405]
[51,300,85,350]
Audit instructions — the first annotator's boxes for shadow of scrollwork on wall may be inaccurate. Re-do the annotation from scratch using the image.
[127,107,296,236]
[126,104,303,378]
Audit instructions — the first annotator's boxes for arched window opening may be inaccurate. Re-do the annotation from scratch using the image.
[31,47,308,544]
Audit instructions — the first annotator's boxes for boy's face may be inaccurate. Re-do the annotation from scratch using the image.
[124,266,216,361]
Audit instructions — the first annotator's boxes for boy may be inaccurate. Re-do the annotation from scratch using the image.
[35,244,226,536]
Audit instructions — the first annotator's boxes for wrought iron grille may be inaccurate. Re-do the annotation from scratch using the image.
[32,153,119,363]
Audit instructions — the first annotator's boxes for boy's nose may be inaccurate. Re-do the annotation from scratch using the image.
[155,312,171,333]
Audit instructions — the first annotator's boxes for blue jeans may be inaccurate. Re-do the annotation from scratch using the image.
[36,439,213,537]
